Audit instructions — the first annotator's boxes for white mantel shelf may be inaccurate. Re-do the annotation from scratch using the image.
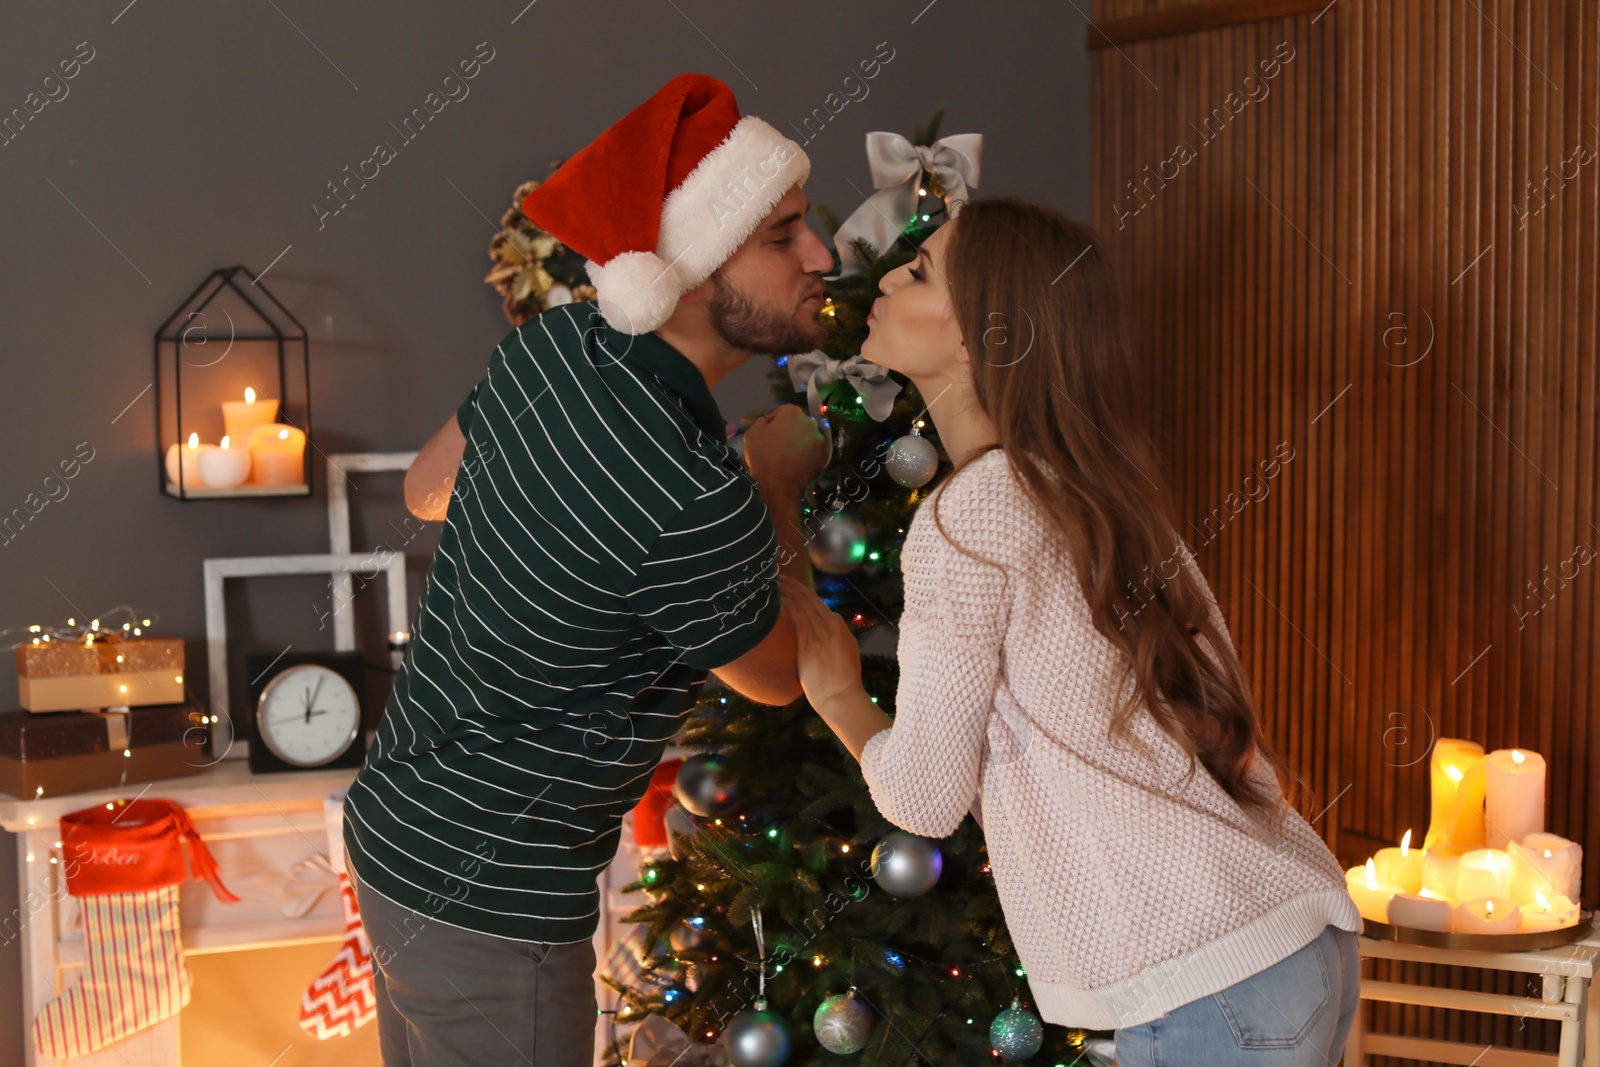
[5,757,360,1067]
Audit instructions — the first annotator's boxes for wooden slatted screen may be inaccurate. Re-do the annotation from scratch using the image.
[1089,1,1598,1060]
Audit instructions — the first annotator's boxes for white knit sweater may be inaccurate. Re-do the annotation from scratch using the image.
[860,448,1361,1030]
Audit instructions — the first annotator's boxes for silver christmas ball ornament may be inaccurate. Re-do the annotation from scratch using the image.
[668,916,713,954]
[808,512,868,574]
[869,831,943,897]
[724,1001,792,1066]
[885,434,939,487]
[674,754,741,817]
[813,989,872,1054]
[989,998,1044,1062]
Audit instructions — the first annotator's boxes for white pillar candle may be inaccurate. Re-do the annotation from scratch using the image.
[1519,891,1580,933]
[1345,859,1399,923]
[1509,832,1582,905]
[1422,845,1469,901]
[1453,897,1521,934]
[222,387,280,446]
[164,432,213,490]
[196,435,251,489]
[1374,830,1424,894]
[1484,748,1546,849]
[1457,848,1515,902]
[1387,890,1453,931]
[1423,739,1486,851]
[248,424,307,486]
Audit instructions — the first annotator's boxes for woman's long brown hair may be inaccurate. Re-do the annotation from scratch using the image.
[933,197,1292,820]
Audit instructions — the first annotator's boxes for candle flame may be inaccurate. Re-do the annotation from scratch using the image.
[1544,849,1553,858]
[278,428,288,440]
[245,387,256,403]
[1485,900,1495,916]
[1400,829,1412,856]
[1446,765,1463,783]
[1364,859,1378,890]
[1419,888,1437,899]
[1536,892,1551,909]
[1512,749,1526,766]
[187,431,199,448]
[220,435,231,449]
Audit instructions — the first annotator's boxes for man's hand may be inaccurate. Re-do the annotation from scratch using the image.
[742,405,829,493]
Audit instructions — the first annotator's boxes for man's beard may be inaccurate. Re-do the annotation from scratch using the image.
[707,272,828,355]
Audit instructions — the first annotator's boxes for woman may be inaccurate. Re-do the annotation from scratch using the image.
[778,198,1363,1066]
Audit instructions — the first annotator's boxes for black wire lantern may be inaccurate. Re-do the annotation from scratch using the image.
[153,265,312,500]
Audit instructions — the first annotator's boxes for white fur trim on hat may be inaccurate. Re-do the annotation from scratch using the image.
[657,116,812,290]
[586,250,683,335]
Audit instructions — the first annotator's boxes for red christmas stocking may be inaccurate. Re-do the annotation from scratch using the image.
[33,798,239,1058]
[299,789,376,1039]
[299,871,376,1038]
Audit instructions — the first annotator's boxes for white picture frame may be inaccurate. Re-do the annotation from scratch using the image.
[201,551,408,760]
[324,451,420,653]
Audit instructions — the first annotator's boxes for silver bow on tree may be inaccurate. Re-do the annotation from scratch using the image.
[626,1013,729,1067]
[830,131,983,276]
[786,350,903,422]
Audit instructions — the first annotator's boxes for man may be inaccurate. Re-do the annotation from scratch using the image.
[343,73,832,1065]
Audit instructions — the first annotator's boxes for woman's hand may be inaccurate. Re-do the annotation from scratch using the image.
[778,574,864,715]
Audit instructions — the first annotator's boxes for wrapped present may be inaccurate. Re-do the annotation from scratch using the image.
[14,635,184,713]
[0,702,208,798]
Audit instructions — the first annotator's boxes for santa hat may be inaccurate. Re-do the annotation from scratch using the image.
[520,73,811,334]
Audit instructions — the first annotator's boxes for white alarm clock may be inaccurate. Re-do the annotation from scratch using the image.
[252,661,363,770]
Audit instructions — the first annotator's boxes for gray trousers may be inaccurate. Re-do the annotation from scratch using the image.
[352,870,598,1066]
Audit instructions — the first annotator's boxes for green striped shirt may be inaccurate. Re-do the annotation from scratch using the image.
[344,302,781,943]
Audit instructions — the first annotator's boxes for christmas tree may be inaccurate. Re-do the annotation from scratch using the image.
[596,114,1113,1067]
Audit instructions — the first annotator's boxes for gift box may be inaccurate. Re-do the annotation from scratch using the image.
[14,635,184,712]
[0,702,207,799]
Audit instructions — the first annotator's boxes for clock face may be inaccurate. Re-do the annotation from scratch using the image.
[256,664,361,768]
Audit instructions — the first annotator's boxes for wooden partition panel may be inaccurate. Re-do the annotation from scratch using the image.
[1089,1,1598,1058]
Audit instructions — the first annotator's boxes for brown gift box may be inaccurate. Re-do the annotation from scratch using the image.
[0,702,208,799]
[14,636,184,712]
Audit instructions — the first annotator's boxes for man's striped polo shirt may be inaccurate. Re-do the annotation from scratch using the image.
[344,301,782,943]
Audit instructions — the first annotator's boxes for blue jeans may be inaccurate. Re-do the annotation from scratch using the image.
[1114,925,1361,1066]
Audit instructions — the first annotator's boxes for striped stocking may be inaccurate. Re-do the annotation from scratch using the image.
[298,871,377,1039]
[33,884,191,1057]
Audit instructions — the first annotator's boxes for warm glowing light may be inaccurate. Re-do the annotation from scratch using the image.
[1418,887,1438,899]
[1512,749,1526,767]
[221,435,233,449]
[186,433,198,449]
[1445,765,1464,783]
[1364,859,1379,891]
[1537,892,1551,909]
[1400,829,1413,856]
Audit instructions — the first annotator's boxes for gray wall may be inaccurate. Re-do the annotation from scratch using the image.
[0,0,1089,1055]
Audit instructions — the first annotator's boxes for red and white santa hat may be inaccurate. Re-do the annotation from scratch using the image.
[520,73,811,335]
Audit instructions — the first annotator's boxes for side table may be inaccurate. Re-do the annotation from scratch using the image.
[1345,921,1600,1066]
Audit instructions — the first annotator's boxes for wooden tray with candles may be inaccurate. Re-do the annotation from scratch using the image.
[1362,911,1595,953]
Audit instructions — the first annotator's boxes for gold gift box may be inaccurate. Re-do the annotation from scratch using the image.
[14,637,185,713]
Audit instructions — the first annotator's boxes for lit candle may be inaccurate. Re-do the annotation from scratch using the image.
[195,434,251,489]
[222,387,280,447]
[248,424,307,486]
[1387,889,1453,932]
[1509,832,1582,905]
[1453,897,1521,934]
[1456,848,1515,902]
[1519,891,1580,934]
[1422,845,1469,901]
[1373,830,1424,894]
[1345,859,1399,923]
[164,432,213,489]
[1423,739,1486,851]
[1484,748,1546,849]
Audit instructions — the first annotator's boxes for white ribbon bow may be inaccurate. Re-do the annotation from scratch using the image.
[831,131,983,276]
[626,1013,729,1067]
[281,851,337,919]
[786,350,903,422]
